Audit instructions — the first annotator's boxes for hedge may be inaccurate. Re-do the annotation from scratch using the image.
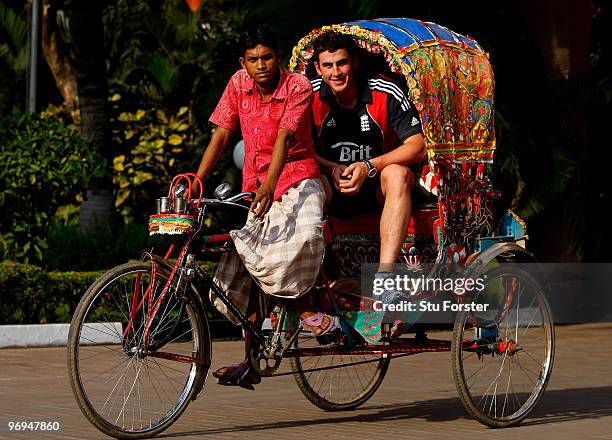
[0,262,102,324]
[0,261,221,325]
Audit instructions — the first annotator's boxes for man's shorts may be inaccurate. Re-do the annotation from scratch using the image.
[327,162,427,218]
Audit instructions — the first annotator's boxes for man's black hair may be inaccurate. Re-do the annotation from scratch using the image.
[240,25,279,54]
[313,31,359,61]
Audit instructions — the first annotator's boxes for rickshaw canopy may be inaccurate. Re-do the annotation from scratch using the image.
[289,18,496,163]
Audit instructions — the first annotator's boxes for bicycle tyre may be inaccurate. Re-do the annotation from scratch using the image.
[67,262,211,439]
[451,266,555,428]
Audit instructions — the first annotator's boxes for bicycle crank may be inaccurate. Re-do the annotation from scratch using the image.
[248,343,281,376]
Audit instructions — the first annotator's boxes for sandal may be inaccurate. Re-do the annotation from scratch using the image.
[212,361,261,391]
[301,312,340,336]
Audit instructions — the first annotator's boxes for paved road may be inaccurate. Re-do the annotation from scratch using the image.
[1,323,611,440]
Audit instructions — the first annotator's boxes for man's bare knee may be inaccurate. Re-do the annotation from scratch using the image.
[380,164,414,196]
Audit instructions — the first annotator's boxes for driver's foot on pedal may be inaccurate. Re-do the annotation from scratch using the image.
[213,360,261,390]
[300,311,338,336]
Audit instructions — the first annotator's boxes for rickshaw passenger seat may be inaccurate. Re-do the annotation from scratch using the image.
[324,205,439,245]
[323,182,439,244]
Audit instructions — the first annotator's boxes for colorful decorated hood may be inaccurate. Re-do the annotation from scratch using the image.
[290,18,496,162]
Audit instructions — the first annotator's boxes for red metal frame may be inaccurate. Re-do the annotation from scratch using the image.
[142,336,517,366]
[123,241,191,344]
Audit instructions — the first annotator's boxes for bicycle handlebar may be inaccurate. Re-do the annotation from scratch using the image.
[189,192,256,211]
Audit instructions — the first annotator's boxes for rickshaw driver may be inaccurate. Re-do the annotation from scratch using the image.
[311,31,427,285]
[194,26,337,390]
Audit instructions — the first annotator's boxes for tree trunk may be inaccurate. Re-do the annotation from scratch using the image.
[525,0,592,261]
[41,0,79,122]
[70,2,114,232]
[71,2,111,162]
[525,0,591,79]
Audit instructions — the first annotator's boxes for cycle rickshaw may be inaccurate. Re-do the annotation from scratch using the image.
[67,18,554,439]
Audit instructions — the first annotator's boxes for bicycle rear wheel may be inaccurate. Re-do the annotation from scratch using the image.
[451,266,554,428]
[290,330,390,411]
[67,262,211,439]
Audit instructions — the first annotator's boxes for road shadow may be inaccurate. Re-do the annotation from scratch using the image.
[159,386,612,437]
[521,386,612,426]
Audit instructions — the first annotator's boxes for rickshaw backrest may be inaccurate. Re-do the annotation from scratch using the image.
[290,18,500,262]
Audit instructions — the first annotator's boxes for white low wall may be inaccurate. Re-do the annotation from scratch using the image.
[0,323,123,348]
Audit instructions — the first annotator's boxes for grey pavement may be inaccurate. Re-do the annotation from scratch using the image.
[1,323,611,440]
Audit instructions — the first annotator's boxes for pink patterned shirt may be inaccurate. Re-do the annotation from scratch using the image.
[209,68,320,201]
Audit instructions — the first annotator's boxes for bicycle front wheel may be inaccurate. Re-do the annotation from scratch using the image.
[451,266,554,428]
[67,262,211,439]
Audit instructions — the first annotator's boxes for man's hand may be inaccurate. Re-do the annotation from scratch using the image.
[331,164,348,190]
[250,180,276,218]
[337,161,368,195]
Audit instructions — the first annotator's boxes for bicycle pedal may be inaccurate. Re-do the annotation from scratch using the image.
[216,378,255,391]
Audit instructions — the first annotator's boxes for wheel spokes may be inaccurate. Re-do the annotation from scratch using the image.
[457,269,553,423]
[73,267,201,434]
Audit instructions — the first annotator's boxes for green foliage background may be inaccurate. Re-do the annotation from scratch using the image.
[0,0,610,268]
[0,113,105,263]
[0,0,609,327]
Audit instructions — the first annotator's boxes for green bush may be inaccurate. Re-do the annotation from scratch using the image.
[0,261,219,324]
[44,222,182,272]
[38,100,242,235]
[111,101,200,223]
[0,113,105,263]
[0,262,101,324]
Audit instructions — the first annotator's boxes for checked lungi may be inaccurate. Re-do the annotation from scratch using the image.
[210,178,325,324]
